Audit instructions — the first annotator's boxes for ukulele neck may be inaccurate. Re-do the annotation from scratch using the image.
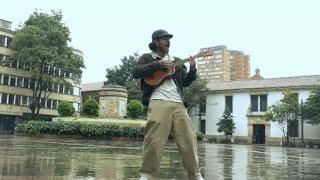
[174,54,201,66]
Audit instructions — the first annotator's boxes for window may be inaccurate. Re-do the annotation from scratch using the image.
[49,66,54,75]
[43,65,49,73]
[17,77,23,87]
[11,60,18,68]
[66,72,70,78]
[23,78,30,88]
[6,37,12,48]
[9,76,16,86]
[46,99,52,109]
[0,35,5,47]
[250,95,259,112]
[0,54,4,65]
[30,79,36,89]
[2,74,9,85]
[250,95,268,112]
[225,96,233,112]
[22,96,28,106]
[8,94,14,105]
[54,68,60,76]
[59,84,64,93]
[74,87,80,96]
[64,86,70,94]
[41,82,49,91]
[69,87,74,95]
[52,100,57,109]
[60,70,65,77]
[15,95,21,106]
[53,83,59,93]
[260,95,268,112]
[40,98,46,108]
[1,93,7,104]
[16,60,22,69]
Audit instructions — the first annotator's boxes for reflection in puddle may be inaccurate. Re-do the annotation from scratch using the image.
[0,135,319,179]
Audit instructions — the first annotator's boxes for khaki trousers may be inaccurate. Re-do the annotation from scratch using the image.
[139,100,201,180]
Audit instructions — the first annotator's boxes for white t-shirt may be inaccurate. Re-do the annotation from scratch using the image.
[150,52,183,103]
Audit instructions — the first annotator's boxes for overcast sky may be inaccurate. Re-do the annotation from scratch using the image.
[1,0,319,83]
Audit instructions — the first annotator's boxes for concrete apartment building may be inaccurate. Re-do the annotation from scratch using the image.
[0,19,82,133]
[197,45,250,82]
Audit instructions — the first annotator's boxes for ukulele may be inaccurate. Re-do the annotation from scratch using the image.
[144,51,213,87]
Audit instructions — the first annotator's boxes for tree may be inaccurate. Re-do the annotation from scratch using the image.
[216,107,235,140]
[184,77,209,113]
[10,10,85,119]
[82,99,99,117]
[265,91,299,144]
[58,101,75,117]
[127,100,143,119]
[105,53,141,101]
[305,86,320,125]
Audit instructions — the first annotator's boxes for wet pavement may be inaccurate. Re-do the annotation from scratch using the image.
[0,135,319,180]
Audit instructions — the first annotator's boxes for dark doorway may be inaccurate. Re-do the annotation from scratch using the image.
[288,120,299,137]
[253,124,265,144]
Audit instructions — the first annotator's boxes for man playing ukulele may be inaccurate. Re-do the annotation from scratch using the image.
[133,29,204,180]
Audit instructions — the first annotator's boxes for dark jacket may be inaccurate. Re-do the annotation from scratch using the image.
[132,53,197,107]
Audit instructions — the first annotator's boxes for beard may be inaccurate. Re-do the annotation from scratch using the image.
[159,45,169,53]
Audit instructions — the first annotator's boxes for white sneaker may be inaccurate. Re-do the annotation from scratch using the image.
[199,175,205,180]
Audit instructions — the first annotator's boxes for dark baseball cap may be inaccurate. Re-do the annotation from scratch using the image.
[151,29,173,41]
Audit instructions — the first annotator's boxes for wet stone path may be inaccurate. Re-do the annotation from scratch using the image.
[0,135,320,179]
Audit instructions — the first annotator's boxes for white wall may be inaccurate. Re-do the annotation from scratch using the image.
[233,93,250,136]
[206,94,225,135]
[267,91,284,137]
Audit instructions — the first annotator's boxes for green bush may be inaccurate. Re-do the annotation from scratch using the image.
[196,132,205,141]
[15,120,207,142]
[82,99,99,117]
[15,121,145,139]
[127,100,143,119]
[207,136,218,143]
[219,139,232,144]
[58,101,75,117]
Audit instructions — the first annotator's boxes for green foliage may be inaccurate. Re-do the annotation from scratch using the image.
[196,131,205,141]
[265,91,300,144]
[15,121,145,139]
[219,139,232,144]
[58,101,75,117]
[16,120,206,142]
[82,99,99,117]
[305,86,320,125]
[105,53,141,101]
[207,136,218,143]
[10,10,85,118]
[216,107,235,139]
[127,100,143,119]
[184,77,209,112]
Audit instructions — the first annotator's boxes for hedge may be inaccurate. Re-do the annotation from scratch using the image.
[16,121,205,141]
[16,121,144,139]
